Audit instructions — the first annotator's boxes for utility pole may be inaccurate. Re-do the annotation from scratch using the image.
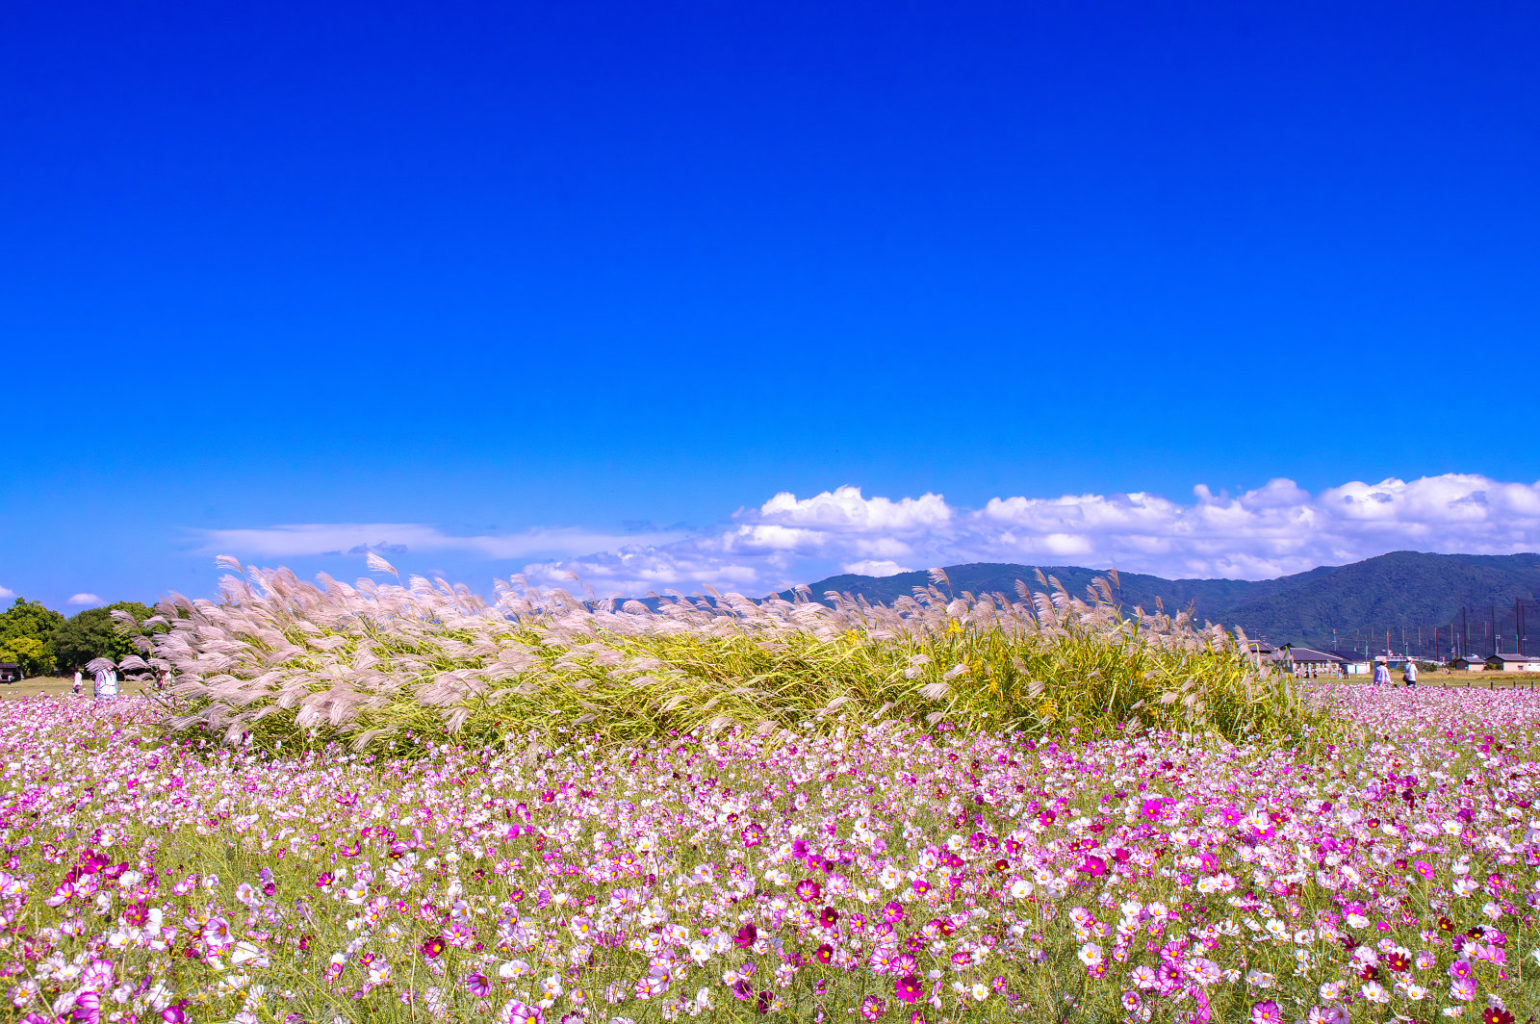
[1492,604,1499,656]
[1462,606,1469,659]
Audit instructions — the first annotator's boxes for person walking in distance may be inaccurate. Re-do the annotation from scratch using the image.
[1373,658,1392,687]
[1403,659,1418,688]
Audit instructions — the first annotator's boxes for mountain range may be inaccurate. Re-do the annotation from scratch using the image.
[770,551,1540,657]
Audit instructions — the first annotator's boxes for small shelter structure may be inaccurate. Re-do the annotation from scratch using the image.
[0,662,19,684]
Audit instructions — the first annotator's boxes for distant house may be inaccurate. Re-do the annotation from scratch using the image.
[1280,646,1346,676]
[1243,641,1276,668]
[0,662,19,684]
[1327,650,1373,676]
[1448,657,1487,672]
[1485,653,1540,673]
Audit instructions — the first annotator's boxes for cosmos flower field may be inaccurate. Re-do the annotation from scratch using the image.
[4,685,1538,1024]
[4,566,1538,1023]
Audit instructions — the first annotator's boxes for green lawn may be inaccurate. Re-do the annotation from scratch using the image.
[0,674,156,699]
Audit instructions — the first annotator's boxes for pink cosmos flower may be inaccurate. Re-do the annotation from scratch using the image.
[68,991,102,1024]
[502,1000,544,1024]
[860,996,888,1021]
[202,916,233,952]
[895,974,922,1003]
[1250,1000,1282,1024]
[1305,1007,1350,1024]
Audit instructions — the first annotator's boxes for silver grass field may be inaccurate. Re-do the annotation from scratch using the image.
[126,558,1316,755]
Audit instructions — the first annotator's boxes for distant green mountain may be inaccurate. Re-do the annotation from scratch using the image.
[774,551,1540,655]
[1221,551,1540,653]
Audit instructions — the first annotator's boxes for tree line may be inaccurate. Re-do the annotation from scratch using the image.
[0,598,157,678]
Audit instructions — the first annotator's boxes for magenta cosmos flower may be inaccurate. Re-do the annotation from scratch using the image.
[1250,1000,1282,1024]
[895,974,923,1003]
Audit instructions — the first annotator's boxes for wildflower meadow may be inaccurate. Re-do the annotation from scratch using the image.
[3,562,1537,1024]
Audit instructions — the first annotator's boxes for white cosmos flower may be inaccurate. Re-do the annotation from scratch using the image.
[230,940,269,968]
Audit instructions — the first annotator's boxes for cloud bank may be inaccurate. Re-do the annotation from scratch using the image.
[195,523,685,561]
[202,474,1540,598]
[520,475,1540,596]
[67,593,102,606]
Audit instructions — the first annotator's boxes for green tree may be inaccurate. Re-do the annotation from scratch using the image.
[0,599,65,676]
[49,601,157,671]
[0,635,51,677]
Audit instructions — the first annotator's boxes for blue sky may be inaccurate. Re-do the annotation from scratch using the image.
[3,0,1538,609]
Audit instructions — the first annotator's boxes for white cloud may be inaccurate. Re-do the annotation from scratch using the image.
[197,474,1540,599]
[0,584,13,600]
[519,545,763,598]
[67,593,102,606]
[759,486,951,531]
[840,560,913,577]
[194,522,685,561]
